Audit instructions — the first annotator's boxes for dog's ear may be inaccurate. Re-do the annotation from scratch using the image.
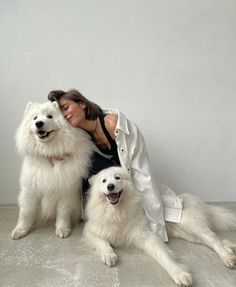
[24,101,38,116]
[88,174,98,187]
[52,101,59,109]
[24,102,33,114]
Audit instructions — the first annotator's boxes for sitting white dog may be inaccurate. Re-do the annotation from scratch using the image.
[84,166,236,286]
[12,101,94,239]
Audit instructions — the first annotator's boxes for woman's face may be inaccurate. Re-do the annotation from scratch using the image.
[59,97,86,128]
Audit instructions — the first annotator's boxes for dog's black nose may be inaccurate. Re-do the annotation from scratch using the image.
[35,121,44,128]
[107,183,115,191]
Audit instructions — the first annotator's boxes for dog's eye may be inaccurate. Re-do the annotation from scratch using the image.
[115,176,120,180]
[102,179,107,183]
[47,115,53,119]
[33,116,37,120]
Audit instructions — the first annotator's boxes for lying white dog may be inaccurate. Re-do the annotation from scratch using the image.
[12,101,94,239]
[84,166,236,286]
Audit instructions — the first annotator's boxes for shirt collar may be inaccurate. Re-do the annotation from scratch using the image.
[102,108,130,135]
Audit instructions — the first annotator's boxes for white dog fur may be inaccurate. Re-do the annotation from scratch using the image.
[12,101,94,239]
[84,166,236,286]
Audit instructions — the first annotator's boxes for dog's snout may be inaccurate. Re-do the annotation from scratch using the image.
[107,183,115,191]
[35,121,44,129]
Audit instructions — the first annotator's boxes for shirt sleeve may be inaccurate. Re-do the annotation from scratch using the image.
[127,123,168,241]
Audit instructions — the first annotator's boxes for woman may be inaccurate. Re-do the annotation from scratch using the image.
[48,89,182,242]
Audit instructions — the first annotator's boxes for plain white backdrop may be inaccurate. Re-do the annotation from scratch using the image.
[1,0,235,204]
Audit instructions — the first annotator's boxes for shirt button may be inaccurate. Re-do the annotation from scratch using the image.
[115,130,118,134]
[121,148,124,152]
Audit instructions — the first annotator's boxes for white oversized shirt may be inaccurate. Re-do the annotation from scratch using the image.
[103,108,182,242]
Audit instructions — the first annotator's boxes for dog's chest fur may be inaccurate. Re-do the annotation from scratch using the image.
[86,194,144,247]
[22,155,85,192]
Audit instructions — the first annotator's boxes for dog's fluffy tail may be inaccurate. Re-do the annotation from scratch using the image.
[207,204,236,231]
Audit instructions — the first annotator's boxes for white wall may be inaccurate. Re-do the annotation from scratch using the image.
[1,0,236,204]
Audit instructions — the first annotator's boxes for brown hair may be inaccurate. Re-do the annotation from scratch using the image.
[48,89,103,120]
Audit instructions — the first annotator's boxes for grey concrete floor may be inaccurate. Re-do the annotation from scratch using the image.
[0,204,236,287]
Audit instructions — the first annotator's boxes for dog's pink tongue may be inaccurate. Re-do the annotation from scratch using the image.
[108,193,119,204]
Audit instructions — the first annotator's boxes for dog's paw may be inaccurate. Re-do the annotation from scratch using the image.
[222,253,236,269]
[11,228,29,240]
[55,227,72,239]
[101,251,118,267]
[172,271,193,287]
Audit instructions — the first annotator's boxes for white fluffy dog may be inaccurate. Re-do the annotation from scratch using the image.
[84,166,236,286]
[12,101,94,239]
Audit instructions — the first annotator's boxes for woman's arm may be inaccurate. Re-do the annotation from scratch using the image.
[104,114,118,140]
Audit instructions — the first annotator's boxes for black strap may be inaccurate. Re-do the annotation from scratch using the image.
[99,115,117,148]
[96,115,120,166]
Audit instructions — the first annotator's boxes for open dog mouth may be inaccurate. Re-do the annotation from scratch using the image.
[107,190,123,205]
[37,130,54,139]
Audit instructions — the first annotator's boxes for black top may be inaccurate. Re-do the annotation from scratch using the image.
[82,115,120,196]
[94,115,120,166]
